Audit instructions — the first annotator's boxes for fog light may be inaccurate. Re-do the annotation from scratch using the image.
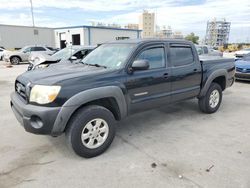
[30,115,43,129]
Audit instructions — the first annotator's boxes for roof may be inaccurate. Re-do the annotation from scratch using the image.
[105,38,191,44]
[0,24,53,30]
[54,25,142,32]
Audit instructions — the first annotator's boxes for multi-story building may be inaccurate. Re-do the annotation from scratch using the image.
[173,31,184,39]
[155,26,173,38]
[125,24,139,30]
[205,18,231,46]
[139,10,155,38]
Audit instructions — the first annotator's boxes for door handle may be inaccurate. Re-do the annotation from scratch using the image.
[193,68,198,72]
[163,73,169,78]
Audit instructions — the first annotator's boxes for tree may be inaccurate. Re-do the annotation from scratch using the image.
[185,32,199,44]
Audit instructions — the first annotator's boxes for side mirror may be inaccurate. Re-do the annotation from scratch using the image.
[131,60,149,71]
[70,56,77,60]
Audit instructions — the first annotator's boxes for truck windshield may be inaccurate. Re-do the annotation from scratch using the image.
[81,43,135,69]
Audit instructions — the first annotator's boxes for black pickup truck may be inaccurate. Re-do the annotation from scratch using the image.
[11,39,235,158]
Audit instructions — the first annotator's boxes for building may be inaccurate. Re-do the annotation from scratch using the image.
[173,31,184,39]
[139,10,155,38]
[205,18,231,46]
[155,26,173,38]
[125,24,139,30]
[54,25,141,48]
[0,24,55,49]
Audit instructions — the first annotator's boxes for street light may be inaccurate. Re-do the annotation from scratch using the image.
[30,0,35,27]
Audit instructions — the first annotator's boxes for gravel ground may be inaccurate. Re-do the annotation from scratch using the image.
[0,62,250,188]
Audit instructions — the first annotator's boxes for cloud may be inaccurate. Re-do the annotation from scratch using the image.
[0,0,249,42]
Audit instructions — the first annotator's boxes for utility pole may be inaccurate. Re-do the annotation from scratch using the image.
[30,0,35,27]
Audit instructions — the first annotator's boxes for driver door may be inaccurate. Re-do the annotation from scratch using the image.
[125,44,171,114]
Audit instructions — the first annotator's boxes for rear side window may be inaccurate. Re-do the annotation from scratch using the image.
[169,46,194,67]
[32,47,46,51]
[136,47,165,69]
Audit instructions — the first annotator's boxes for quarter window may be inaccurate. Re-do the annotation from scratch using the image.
[136,47,165,69]
[169,46,194,67]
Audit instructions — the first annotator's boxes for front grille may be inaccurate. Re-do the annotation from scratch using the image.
[15,81,28,102]
[236,67,250,73]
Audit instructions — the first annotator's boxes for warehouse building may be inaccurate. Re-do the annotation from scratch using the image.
[0,24,55,49]
[54,25,141,48]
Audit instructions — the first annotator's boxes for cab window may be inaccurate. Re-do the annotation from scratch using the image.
[136,47,165,69]
[169,46,194,67]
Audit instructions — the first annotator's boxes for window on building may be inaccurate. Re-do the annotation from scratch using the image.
[169,46,194,67]
[136,47,165,69]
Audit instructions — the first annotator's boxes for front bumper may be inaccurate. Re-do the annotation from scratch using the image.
[235,72,250,81]
[3,56,10,62]
[10,92,61,135]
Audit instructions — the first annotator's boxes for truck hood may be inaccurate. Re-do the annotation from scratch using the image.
[19,62,113,85]
[235,60,250,68]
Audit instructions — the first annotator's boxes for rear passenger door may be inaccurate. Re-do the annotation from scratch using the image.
[168,44,202,102]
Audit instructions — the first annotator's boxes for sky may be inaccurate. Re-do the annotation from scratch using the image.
[0,0,249,43]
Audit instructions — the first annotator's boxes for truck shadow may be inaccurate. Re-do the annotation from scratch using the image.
[47,99,202,158]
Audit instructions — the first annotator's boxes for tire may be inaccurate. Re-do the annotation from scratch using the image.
[199,83,222,114]
[10,56,21,65]
[66,105,116,158]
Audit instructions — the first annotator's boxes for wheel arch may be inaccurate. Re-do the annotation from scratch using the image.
[10,55,22,62]
[51,86,127,136]
[199,69,228,98]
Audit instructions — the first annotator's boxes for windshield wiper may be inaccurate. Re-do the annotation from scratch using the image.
[86,63,107,68]
[80,61,107,68]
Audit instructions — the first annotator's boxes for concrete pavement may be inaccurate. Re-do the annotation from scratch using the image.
[0,63,250,188]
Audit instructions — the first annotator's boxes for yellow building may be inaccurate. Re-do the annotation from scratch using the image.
[139,10,155,38]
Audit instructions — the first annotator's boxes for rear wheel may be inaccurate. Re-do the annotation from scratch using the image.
[199,83,222,114]
[10,56,21,65]
[66,105,116,158]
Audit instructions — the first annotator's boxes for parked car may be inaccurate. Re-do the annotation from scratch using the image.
[196,45,223,57]
[235,48,250,60]
[3,45,56,65]
[10,39,235,158]
[235,53,250,81]
[27,45,96,71]
[0,47,5,60]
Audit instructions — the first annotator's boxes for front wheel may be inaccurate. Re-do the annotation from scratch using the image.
[199,83,222,114]
[10,56,21,65]
[66,105,116,158]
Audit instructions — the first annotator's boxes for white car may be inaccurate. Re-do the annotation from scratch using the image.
[3,45,56,64]
[235,48,250,60]
[0,48,5,60]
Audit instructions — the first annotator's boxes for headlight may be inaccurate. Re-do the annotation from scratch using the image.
[30,85,61,104]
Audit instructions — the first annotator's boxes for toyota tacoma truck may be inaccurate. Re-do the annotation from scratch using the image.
[10,39,235,158]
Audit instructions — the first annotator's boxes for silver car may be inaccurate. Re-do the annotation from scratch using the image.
[196,45,223,57]
[3,45,56,64]
[28,45,96,71]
